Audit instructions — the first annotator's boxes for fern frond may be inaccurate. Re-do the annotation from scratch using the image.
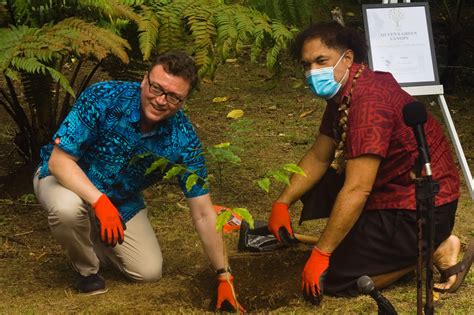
[281,0,297,27]
[272,20,295,46]
[54,17,131,63]
[119,0,144,5]
[269,0,284,22]
[11,56,49,75]
[138,0,295,77]
[246,0,315,27]
[0,25,59,72]
[45,65,75,97]
[249,13,271,63]
[4,68,21,82]
[137,5,159,61]
[107,0,142,24]
[233,7,255,53]
[153,1,188,53]
[215,10,238,60]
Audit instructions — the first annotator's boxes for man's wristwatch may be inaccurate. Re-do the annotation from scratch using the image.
[215,266,232,275]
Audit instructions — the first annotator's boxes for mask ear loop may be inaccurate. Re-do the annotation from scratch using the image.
[337,68,349,84]
[334,50,348,68]
[334,50,350,84]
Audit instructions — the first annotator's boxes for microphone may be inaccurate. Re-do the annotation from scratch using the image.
[402,102,432,176]
[357,275,397,315]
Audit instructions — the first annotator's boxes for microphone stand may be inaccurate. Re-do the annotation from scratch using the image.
[414,154,439,315]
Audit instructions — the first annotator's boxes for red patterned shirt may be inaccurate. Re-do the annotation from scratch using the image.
[319,63,459,210]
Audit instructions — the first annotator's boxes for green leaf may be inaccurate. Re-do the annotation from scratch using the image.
[231,207,254,229]
[130,152,152,165]
[207,145,241,164]
[185,173,198,192]
[164,165,183,180]
[256,177,270,192]
[214,142,231,148]
[215,210,232,231]
[145,157,169,175]
[271,170,290,186]
[282,163,306,176]
[18,194,36,204]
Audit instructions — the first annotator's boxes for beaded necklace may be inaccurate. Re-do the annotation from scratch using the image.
[330,64,366,173]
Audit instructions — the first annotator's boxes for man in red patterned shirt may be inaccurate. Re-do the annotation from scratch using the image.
[267,21,470,304]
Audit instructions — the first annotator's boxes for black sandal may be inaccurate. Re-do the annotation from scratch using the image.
[435,238,474,293]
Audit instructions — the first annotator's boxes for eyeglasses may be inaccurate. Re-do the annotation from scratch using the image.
[147,74,185,105]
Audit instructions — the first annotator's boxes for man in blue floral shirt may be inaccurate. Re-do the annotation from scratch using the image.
[33,51,243,312]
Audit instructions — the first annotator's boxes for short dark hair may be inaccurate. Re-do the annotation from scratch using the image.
[150,51,198,91]
[291,21,368,63]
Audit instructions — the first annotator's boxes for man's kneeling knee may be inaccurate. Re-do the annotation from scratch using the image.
[125,263,163,282]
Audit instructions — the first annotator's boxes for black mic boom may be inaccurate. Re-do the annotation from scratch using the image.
[357,275,397,315]
[402,101,427,127]
[403,102,432,175]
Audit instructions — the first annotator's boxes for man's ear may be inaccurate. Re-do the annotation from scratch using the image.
[344,49,355,68]
[140,73,147,89]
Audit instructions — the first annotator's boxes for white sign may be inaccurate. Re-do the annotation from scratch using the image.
[363,3,439,86]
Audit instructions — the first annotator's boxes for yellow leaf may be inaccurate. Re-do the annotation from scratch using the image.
[212,96,229,103]
[291,81,303,89]
[227,109,244,119]
[299,109,315,118]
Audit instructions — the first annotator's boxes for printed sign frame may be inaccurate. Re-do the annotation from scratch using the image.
[362,2,439,87]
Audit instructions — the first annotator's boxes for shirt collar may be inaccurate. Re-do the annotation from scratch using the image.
[141,117,173,138]
[333,62,363,104]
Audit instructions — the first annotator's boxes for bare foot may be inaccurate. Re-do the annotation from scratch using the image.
[433,234,461,291]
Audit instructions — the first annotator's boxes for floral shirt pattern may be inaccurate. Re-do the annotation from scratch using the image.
[320,64,459,210]
[38,81,208,221]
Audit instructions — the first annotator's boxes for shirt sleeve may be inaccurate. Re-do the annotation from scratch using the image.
[52,83,107,158]
[345,96,394,159]
[319,102,337,139]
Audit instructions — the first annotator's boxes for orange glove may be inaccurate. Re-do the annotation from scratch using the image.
[301,247,331,305]
[216,275,245,313]
[268,202,295,243]
[92,194,126,247]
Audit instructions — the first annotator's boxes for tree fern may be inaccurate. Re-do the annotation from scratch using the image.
[0,0,137,164]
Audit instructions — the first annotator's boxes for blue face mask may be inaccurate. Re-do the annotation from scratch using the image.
[305,52,348,100]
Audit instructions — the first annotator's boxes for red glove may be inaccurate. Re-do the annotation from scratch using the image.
[216,275,245,313]
[92,194,126,247]
[268,202,294,242]
[301,247,331,305]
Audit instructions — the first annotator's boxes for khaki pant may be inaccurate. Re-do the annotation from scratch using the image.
[33,170,163,282]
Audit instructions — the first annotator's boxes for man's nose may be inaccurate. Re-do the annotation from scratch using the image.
[155,94,167,105]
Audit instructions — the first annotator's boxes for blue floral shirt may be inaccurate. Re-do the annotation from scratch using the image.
[38,81,208,222]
